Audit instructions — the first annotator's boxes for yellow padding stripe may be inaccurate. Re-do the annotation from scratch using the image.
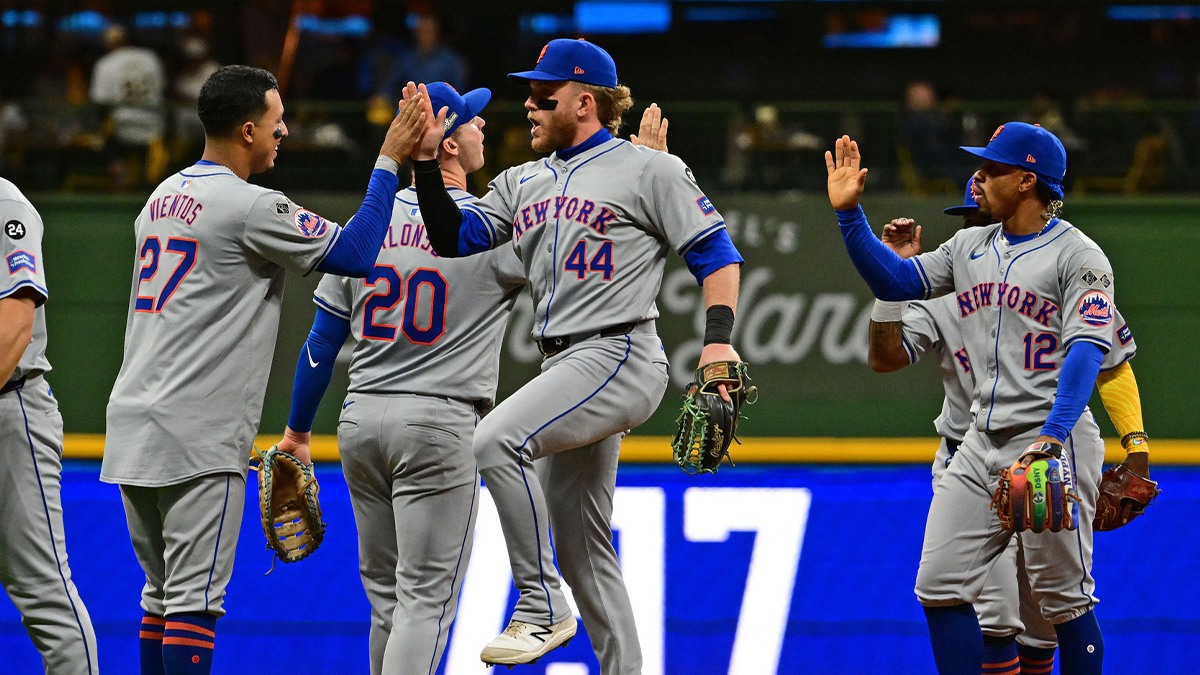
[64,434,1200,465]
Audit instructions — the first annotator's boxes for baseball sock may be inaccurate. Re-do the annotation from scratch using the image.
[1054,610,1103,675]
[1017,644,1056,674]
[139,614,166,675]
[923,604,982,674]
[982,635,1019,675]
[162,612,217,674]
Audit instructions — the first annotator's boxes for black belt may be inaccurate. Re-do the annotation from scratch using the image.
[1,376,26,395]
[537,322,639,358]
[945,438,961,456]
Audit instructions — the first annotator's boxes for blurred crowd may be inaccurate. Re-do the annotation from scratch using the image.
[3,1,1200,194]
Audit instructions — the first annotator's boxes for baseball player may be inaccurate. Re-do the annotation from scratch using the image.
[869,177,1150,674]
[827,123,1150,674]
[274,81,527,675]
[402,39,745,671]
[100,65,428,675]
[1,178,99,674]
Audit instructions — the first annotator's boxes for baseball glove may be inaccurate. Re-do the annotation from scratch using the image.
[992,442,1080,533]
[1093,463,1159,531]
[672,360,757,475]
[250,446,326,569]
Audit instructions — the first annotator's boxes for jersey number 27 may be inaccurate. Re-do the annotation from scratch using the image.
[135,236,198,313]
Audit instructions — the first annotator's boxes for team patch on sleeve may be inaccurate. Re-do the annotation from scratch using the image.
[1117,323,1133,345]
[1077,267,1113,290]
[696,195,715,215]
[7,250,35,274]
[1077,290,1113,327]
[293,209,328,238]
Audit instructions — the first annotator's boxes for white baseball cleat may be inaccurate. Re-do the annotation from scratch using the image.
[480,615,578,665]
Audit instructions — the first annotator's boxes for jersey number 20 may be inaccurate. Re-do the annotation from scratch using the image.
[362,265,447,344]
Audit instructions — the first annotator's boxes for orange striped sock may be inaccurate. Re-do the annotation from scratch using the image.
[1017,644,1056,674]
[163,612,217,675]
[139,614,166,675]
[983,635,1020,675]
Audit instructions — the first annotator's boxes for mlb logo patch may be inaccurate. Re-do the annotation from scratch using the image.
[179,179,191,189]
[1118,323,1133,345]
[1077,290,1113,327]
[696,195,715,215]
[293,209,328,238]
[7,250,35,275]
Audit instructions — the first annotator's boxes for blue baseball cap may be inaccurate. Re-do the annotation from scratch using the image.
[507,38,618,88]
[944,176,980,215]
[425,82,491,139]
[960,122,1067,199]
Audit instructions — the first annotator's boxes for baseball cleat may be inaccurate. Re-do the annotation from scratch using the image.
[480,615,577,665]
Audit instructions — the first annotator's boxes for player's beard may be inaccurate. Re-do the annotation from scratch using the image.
[530,113,573,154]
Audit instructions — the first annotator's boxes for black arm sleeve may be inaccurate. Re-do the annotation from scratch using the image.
[412,159,464,257]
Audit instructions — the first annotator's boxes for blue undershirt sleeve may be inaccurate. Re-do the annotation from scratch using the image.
[1039,341,1105,443]
[287,306,352,433]
[683,229,744,286]
[317,166,399,276]
[836,206,926,301]
[459,210,493,257]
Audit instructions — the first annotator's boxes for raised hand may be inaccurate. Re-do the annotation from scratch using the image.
[825,134,868,211]
[631,103,669,152]
[404,82,448,161]
[881,218,923,259]
[379,90,428,164]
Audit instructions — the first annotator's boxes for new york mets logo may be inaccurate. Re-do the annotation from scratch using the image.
[293,209,328,238]
[990,125,1005,141]
[1077,290,1113,327]
[7,250,35,275]
[537,44,549,63]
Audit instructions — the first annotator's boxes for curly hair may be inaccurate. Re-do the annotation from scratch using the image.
[577,83,634,135]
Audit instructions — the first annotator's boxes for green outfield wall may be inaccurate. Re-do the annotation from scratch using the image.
[35,191,1196,439]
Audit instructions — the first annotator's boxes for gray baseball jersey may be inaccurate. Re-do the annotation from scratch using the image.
[1,178,100,674]
[912,217,1116,624]
[103,161,347,486]
[312,188,524,674]
[2,178,50,378]
[911,218,1120,432]
[902,295,1136,443]
[466,138,726,337]
[450,136,721,672]
[314,187,525,406]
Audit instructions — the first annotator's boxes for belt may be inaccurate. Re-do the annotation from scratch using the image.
[1,376,27,395]
[945,438,961,456]
[537,322,639,358]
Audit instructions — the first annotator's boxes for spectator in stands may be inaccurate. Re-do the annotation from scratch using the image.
[171,34,221,163]
[896,80,960,185]
[89,25,166,189]
[381,13,465,100]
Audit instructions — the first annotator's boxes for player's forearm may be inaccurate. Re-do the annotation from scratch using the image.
[1097,361,1148,452]
[1039,341,1105,443]
[286,307,351,433]
[319,158,400,276]
[412,158,465,257]
[0,296,35,382]
[700,263,740,311]
[867,300,910,372]
[836,206,925,301]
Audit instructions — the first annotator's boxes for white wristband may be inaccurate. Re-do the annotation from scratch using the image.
[374,155,400,174]
[870,300,907,323]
